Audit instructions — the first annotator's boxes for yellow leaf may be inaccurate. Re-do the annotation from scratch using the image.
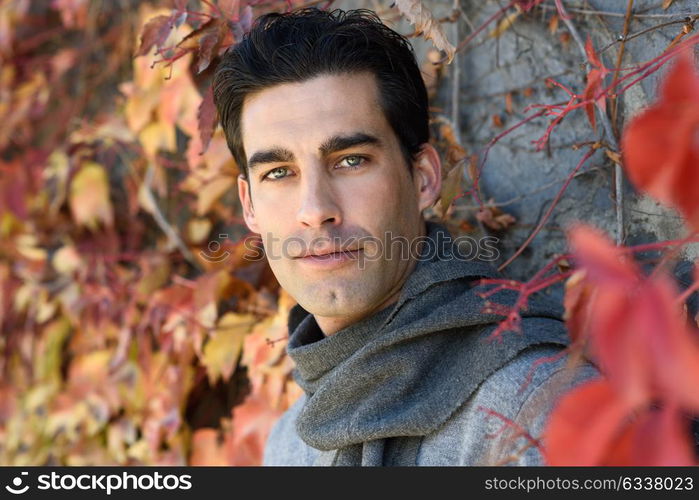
[34,316,71,383]
[44,150,70,217]
[53,244,83,274]
[124,88,159,133]
[138,121,176,159]
[35,289,57,323]
[186,217,212,244]
[135,256,171,298]
[13,283,34,313]
[69,162,113,230]
[202,313,256,384]
[24,383,59,416]
[490,10,521,38]
[662,0,674,9]
[439,163,464,217]
[196,175,235,215]
[15,234,47,261]
[197,301,218,330]
[68,350,112,384]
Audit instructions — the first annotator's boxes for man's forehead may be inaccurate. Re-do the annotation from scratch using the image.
[240,73,390,153]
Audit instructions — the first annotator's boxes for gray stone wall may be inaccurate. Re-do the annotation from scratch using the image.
[339,0,698,307]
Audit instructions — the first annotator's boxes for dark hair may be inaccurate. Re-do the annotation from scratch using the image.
[213,7,429,179]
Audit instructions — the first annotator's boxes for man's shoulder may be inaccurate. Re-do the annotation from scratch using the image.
[263,394,320,466]
[418,344,601,465]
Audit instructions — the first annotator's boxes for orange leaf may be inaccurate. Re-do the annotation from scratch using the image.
[189,428,229,465]
[227,394,283,465]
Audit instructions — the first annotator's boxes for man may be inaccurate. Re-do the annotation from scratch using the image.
[213,7,599,466]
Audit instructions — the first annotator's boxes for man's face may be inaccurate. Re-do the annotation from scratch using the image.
[238,72,440,334]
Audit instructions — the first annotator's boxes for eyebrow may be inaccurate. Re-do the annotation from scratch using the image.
[247,132,382,173]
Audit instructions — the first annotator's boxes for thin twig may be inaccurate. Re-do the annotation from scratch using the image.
[497,147,596,272]
[537,3,699,19]
[557,0,624,245]
[141,162,203,271]
[610,0,635,135]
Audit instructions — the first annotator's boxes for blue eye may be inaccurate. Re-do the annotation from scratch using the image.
[337,155,367,169]
[262,167,291,181]
[261,156,367,182]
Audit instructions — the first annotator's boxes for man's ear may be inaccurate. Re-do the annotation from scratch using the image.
[412,143,442,211]
[238,174,260,234]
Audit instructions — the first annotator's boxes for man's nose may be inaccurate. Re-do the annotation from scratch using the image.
[296,170,342,228]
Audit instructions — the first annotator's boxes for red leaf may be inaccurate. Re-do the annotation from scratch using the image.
[621,50,699,232]
[567,224,699,411]
[136,15,175,57]
[582,36,608,130]
[543,378,631,465]
[602,402,697,466]
[585,35,604,70]
[177,18,229,74]
[197,85,218,154]
[567,224,637,286]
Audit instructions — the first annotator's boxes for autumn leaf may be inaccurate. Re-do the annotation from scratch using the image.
[186,217,212,244]
[476,205,516,231]
[69,161,114,230]
[438,163,464,218]
[177,17,230,74]
[394,0,455,64]
[562,269,594,346]
[601,402,696,466]
[621,50,699,232]
[227,394,284,465]
[582,36,609,130]
[135,15,176,57]
[543,378,631,465]
[504,92,514,114]
[197,85,218,155]
[201,312,256,384]
[566,224,636,286]
[196,175,235,215]
[567,223,699,411]
[189,428,229,465]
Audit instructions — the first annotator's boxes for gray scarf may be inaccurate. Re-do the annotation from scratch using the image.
[286,220,572,466]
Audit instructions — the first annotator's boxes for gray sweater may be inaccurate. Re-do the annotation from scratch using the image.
[263,221,601,466]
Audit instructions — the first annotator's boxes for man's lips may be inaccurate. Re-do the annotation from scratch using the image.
[296,247,363,258]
